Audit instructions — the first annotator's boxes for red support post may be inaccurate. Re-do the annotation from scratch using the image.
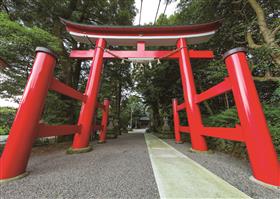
[224,47,280,187]
[98,99,110,143]
[0,47,57,181]
[177,38,208,151]
[172,98,182,143]
[70,38,106,153]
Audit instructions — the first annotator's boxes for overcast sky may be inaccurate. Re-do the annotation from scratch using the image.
[133,0,179,25]
[0,98,19,108]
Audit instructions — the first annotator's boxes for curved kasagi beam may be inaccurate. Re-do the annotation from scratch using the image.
[61,18,222,46]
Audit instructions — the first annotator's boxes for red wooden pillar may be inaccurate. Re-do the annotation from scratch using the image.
[172,98,182,143]
[98,99,110,143]
[224,47,280,187]
[0,47,57,181]
[177,38,208,151]
[70,38,106,152]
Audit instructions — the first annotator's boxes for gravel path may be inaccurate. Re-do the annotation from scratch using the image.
[1,133,279,199]
[164,139,280,199]
[0,134,159,199]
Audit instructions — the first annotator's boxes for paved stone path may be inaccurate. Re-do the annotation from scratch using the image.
[145,134,250,198]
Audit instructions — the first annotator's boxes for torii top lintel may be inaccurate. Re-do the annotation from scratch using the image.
[61,18,222,46]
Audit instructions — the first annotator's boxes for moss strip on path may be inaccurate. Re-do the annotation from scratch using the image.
[145,134,251,198]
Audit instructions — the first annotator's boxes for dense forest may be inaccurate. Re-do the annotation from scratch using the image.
[0,0,279,157]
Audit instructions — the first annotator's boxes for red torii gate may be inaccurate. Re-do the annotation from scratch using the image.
[0,19,279,187]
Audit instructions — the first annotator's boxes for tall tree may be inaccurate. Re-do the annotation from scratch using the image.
[0,12,61,99]
[0,0,136,124]
[246,0,280,71]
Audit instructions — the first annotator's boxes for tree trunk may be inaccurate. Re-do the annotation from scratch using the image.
[116,80,122,135]
[247,0,280,67]
[224,93,230,109]
[72,60,82,89]
[197,80,214,115]
[152,103,160,132]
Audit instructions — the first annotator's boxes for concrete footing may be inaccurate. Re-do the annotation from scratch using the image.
[66,145,92,154]
[0,172,29,184]
[249,176,280,191]
[189,148,213,154]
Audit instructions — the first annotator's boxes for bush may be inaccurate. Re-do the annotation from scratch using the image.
[203,104,280,157]
[0,107,16,135]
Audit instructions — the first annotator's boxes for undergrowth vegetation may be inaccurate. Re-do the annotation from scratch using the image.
[203,104,280,157]
[0,107,15,135]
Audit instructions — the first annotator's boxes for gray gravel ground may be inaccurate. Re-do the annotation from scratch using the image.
[0,134,159,199]
[1,133,279,199]
[164,139,280,199]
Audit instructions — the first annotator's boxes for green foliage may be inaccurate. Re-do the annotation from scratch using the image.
[203,108,239,128]
[41,92,79,124]
[0,12,61,55]
[98,59,134,132]
[118,95,146,129]
[175,0,280,70]
[1,0,136,126]
[270,82,280,103]
[0,107,16,135]
[203,104,280,156]
[133,59,181,130]
[263,105,280,155]
[0,12,61,98]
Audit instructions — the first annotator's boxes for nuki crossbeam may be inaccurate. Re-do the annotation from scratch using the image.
[0,19,279,187]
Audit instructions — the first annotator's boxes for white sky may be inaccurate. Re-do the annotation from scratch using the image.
[133,0,179,25]
[0,98,19,108]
